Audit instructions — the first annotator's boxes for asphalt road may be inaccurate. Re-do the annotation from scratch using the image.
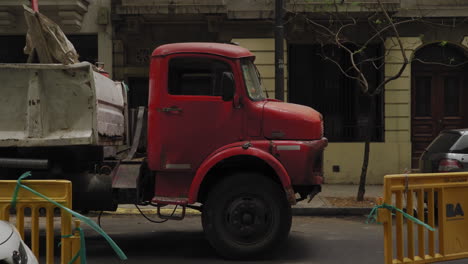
[79,215,385,264]
[32,214,467,264]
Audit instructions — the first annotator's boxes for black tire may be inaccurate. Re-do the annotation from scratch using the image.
[202,173,292,259]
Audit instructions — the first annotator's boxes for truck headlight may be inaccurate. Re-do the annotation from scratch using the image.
[11,243,27,264]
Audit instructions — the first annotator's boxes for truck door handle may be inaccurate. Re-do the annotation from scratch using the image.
[158,106,183,113]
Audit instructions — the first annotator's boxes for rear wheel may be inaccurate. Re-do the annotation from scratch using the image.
[201,173,292,259]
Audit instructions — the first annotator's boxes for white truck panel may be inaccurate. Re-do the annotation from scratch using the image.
[0,62,125,147]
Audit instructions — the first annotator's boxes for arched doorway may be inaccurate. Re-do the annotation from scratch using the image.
[411,43,468,168]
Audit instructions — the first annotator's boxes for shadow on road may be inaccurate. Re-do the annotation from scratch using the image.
[82,217,313,263]
[31,215,380,263]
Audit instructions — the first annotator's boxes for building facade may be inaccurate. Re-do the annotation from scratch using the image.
[112,0,468,184]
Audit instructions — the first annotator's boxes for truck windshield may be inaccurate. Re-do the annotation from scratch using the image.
[241,59,266,101]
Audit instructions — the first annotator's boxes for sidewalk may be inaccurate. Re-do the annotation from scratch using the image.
[295,184,383,207]
[292,184,383,216]
[115,184,383,216]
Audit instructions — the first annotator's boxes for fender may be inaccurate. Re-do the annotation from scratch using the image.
[187,145,296,204]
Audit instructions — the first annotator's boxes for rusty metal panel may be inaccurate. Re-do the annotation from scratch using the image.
[95,72,125,138]
[0,62,124,147]
[112,163,141,189]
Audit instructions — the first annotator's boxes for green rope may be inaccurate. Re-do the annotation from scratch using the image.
[9,171,29,210]
[61,227,87,264]
[68,227,86,264]
[367,203,436,232]
[10,171,128,263]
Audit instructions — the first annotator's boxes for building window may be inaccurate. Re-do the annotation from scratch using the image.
[0,36,28,63]
[289,44,384,142]
[168,57,231,96]
[67,35,98,64]
[0,35,97,64]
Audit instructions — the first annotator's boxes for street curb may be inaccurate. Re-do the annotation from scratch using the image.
[292,207,372,216]
[105,207,372,216]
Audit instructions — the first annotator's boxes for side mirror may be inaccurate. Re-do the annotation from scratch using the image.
[221,72,235,101]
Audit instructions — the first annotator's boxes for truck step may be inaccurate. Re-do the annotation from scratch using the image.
[151,196,188,220]
[152,196,188,205]
[157,204,186,221]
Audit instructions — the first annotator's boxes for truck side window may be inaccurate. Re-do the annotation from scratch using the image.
[168,57,232,96]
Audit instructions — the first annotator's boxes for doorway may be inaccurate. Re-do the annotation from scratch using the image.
[411,44,468,168]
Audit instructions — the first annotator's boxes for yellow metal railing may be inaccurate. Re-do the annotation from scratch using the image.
[378,172,468,264]
[0,180,80,264]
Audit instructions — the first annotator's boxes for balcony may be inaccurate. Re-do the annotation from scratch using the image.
[0,0,90,31]
[115,0,402,20]
[398,0,468,17]
[115,0,227,15]
[286,0,400,14]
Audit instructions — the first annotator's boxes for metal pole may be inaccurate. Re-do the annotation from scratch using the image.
[0,158,48,169]
[274,0,285,101]
[31,0,39,11]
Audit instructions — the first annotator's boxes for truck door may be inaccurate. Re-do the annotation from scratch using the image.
[152,55,243,172]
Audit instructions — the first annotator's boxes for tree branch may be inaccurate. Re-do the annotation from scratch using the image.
[371,0,409,96]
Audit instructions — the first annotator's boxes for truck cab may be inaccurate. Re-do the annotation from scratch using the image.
[142,43,327,258]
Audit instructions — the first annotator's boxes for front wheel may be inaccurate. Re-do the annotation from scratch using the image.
[202,173,292,259]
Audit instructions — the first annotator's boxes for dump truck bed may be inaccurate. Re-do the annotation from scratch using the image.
[0,62,125,147]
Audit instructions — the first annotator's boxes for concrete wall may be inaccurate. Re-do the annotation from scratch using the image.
[324,143,412,184]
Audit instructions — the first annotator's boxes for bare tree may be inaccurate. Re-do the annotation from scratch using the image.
[285,0,439,201]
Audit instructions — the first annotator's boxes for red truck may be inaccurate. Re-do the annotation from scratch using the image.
[0,42,327,258]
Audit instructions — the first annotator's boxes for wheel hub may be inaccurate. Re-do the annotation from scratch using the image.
[242,213,253,225]
[225,196,272,243]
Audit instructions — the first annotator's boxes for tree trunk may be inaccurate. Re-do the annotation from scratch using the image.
[357,95,376,201]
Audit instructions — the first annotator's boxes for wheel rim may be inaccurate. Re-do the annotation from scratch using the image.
[224,194,273,245]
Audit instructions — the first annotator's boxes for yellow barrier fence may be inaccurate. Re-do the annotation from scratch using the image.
[0,180,80,264]
[378,172,468,264]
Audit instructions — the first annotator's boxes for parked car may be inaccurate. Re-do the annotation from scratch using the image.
[0,220,38,264]
[419,129,468,173]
